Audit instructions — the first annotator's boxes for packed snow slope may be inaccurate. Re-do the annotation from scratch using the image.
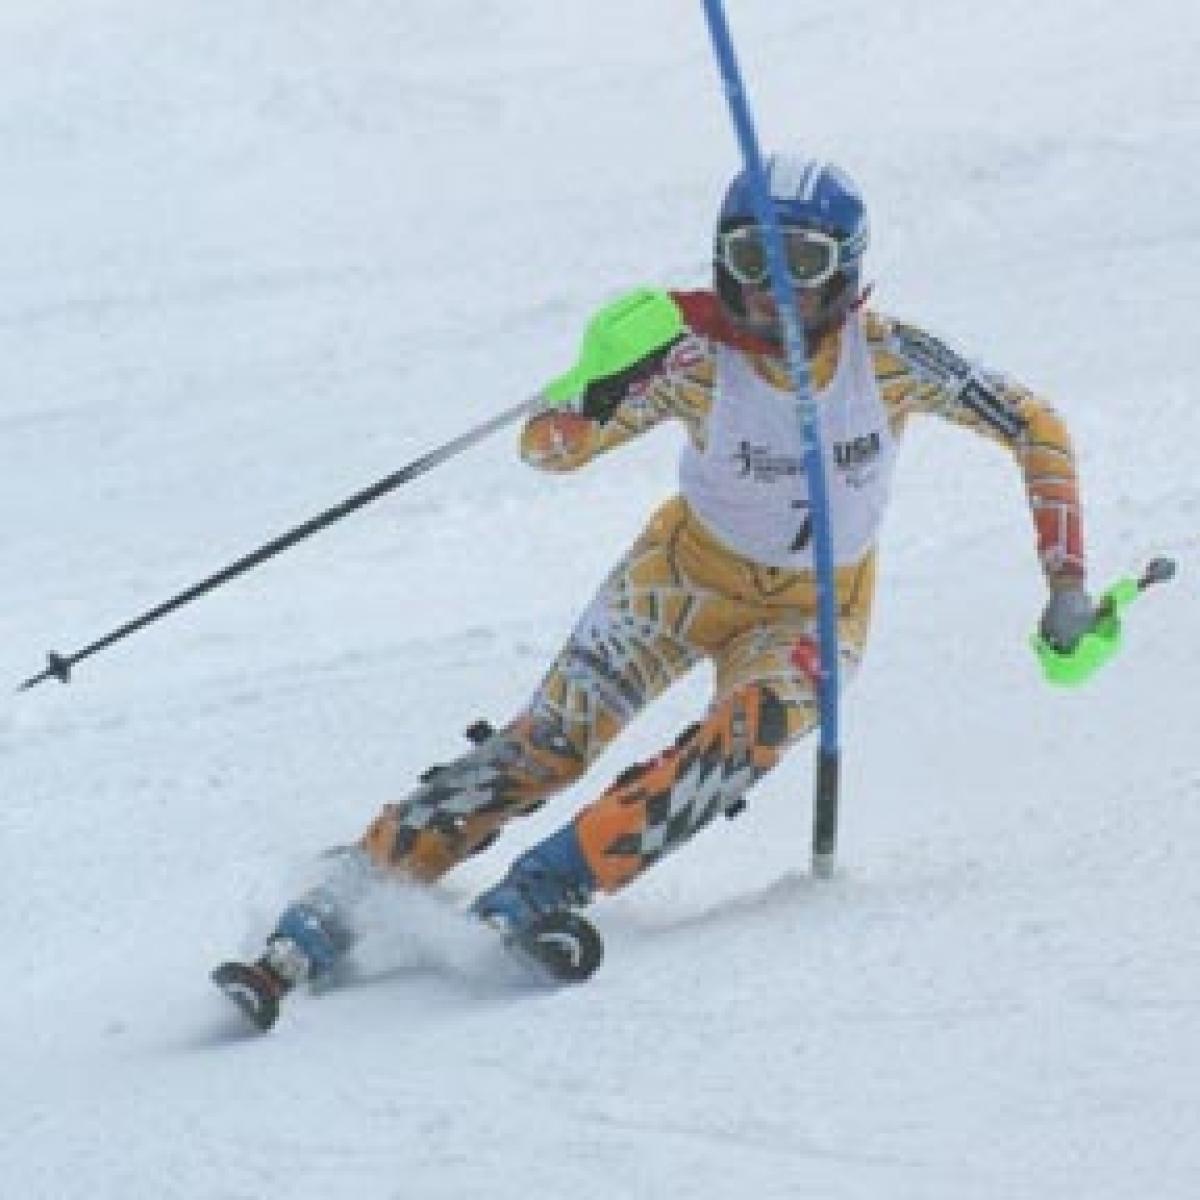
[2,3,1197,1198]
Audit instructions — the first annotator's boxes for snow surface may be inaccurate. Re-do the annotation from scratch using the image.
[2,2,1198,1197]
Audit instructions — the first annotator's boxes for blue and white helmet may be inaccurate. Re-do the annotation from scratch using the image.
[714,153,869,340]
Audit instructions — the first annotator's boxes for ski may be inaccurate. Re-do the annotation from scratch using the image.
[212,909,603,1033]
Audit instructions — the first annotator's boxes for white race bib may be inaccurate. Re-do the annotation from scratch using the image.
[679,314,896,568]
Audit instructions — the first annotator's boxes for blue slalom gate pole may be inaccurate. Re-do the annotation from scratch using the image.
[699,0,842,877]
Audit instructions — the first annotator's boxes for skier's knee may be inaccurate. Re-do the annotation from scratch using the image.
[359,713,586,880]
[716,678,816,748]
[702,681,793,755]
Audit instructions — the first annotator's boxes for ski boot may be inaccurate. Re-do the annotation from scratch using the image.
[212,884,357,1032]
[472,824,603,984]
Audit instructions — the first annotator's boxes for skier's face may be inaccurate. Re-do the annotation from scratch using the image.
[743,284,827,334]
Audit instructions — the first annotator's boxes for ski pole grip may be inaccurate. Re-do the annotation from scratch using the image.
[542,288,685,406]
[1033,556,1176,687]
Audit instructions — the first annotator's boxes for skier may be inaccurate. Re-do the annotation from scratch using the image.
[215,153,1093,1025]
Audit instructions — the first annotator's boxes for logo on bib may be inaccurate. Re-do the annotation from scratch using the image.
[833,430,882,488]
[733,441,802,483]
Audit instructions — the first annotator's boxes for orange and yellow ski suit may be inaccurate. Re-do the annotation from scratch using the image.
[362,290,1084,894]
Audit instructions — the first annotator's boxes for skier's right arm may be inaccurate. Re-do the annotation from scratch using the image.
[519,366,674,471]
[520,293,715,472]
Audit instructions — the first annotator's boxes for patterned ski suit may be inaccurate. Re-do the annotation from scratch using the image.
[361,290,1085,894]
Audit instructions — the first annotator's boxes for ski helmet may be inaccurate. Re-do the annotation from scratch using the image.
[714,153,869,342]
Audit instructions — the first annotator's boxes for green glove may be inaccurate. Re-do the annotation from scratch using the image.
[542,288,686,421]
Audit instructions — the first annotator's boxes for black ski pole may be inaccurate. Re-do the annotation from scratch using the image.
[18,396,538,692]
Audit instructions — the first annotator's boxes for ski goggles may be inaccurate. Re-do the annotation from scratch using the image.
[716,224,859,289]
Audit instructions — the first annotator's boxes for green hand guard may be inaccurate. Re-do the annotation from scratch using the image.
[542,288,685,407]
[1033,578,1140,687]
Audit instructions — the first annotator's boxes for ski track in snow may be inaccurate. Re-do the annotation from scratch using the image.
[2,2,1198,1198]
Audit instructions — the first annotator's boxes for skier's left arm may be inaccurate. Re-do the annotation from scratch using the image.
[875,316,1092,644]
